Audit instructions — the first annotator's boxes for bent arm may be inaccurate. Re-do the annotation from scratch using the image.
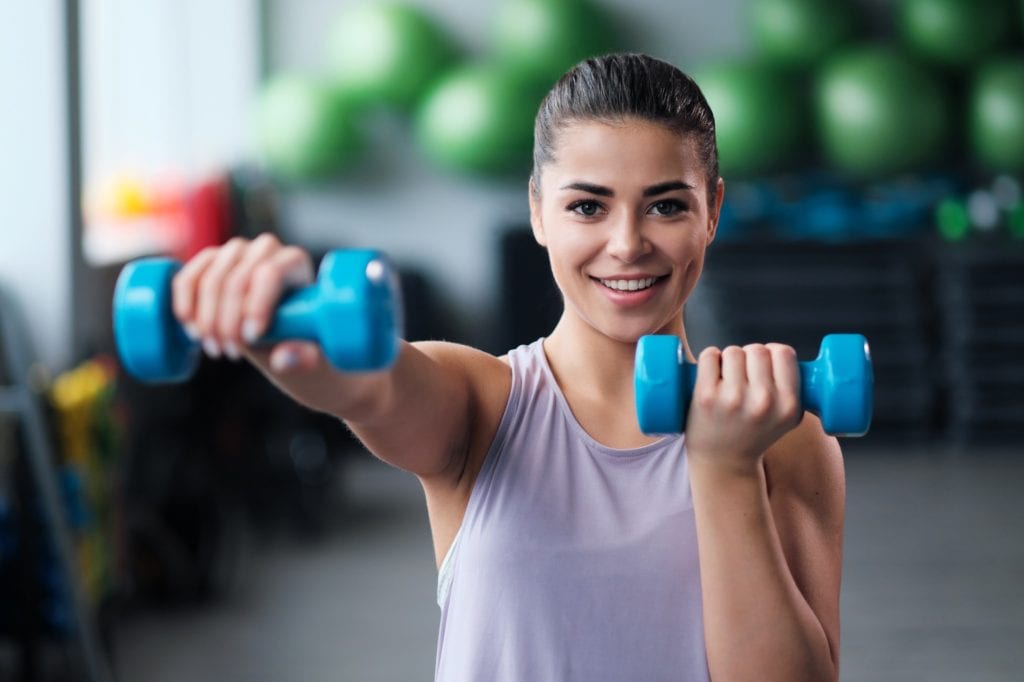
[689,414,845,682]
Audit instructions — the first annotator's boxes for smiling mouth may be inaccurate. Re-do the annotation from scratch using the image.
[595,276,664,292]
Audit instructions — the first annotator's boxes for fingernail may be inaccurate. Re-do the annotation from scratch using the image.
[224,341,241,361]
[202,338,221,358]
[242,318,260,344]
[270,350,298,373]
[184,324,200,341]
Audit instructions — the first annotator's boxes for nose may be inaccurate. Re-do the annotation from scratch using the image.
[606,213,650,263]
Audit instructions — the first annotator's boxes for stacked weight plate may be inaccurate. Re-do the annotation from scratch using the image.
[935,240,1024,446]
[700,238,937,446]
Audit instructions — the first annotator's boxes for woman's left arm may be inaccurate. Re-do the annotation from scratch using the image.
[685,345,845,681]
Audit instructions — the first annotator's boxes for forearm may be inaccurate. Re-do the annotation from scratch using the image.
[689,460,837,682]
[245,345,395,421]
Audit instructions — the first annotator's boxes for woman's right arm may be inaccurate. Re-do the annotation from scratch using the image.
[171,234,494,479]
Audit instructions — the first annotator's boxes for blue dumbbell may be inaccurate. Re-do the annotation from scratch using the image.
[114,249,402,383]
[635,334,873,437]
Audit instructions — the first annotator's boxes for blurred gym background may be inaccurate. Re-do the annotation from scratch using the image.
[1,0,1022,680]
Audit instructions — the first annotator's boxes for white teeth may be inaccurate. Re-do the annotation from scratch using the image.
[600,277,658,291]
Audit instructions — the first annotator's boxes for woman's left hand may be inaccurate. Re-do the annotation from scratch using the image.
[683,343,804,474]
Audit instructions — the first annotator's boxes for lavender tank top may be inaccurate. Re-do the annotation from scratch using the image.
[434,339,709,681]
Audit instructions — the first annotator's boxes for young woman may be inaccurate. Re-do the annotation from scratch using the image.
[171,54,844,681]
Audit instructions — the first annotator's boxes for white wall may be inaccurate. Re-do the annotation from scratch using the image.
[0,1,73,372]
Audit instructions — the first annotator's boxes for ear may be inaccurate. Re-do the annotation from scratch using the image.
[706,177,725,245]
[528,177,547,247]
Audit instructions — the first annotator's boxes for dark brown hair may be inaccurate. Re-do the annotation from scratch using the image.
[531,53,720,207]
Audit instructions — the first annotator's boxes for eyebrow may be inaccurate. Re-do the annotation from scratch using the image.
[559,180,695,197]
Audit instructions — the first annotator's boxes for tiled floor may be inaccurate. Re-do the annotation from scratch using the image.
[114,447,1024,681]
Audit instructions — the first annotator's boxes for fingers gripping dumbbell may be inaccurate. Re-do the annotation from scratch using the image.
[634,334,873,437]
[113,249,403,383]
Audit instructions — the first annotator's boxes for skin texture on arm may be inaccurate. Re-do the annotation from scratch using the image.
[689,409,845,682]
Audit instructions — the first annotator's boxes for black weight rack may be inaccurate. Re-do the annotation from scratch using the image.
[0,283,112,682]
[700,238,939,446]
[935,240,1024,447]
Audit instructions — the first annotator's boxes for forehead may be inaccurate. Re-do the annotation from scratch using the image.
[544,118,705,189]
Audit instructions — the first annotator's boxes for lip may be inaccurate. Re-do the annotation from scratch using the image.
[590,274,667,307]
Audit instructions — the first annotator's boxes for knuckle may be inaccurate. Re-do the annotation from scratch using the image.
[699,347,721,361]
[744,344,770,359]
[693,387,717,411]
[252,232,280,248]
[767,343,797,360]
[194,246,219,261]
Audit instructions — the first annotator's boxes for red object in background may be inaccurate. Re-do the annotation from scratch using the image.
[177,174,233,261]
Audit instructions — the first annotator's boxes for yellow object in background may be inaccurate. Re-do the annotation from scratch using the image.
[49,358,122,604]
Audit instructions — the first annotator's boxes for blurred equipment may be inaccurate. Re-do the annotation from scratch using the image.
[635,333,873,437]
[935,241,1024,444]
[415,65,547,175]
[0,285,113,681]
[255,74,364,181]
[700,239,938,445]
[325,2,458,111]
[747,0,859,67]
[935,176,1024,241]
[815,47,951,175]
[899,0,1015,67]
[694,62,807,176]
[113,250,403,383]
[970,57,1024,173]
[491,0,616,84]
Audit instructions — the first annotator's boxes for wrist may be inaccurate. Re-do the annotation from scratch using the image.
[687,449,763,482]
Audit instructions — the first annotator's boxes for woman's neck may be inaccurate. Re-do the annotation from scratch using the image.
[543,310,692,399]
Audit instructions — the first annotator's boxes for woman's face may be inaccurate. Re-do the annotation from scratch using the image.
[530,118,724,344]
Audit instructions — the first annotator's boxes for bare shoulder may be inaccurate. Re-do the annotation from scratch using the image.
[763,414,845,519]
[411,341,512,480]
[411,340,511,403]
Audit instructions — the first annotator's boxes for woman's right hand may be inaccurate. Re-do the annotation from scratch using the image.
[170,233,323,374]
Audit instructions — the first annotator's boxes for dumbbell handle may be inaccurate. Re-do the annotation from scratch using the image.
[259,286,325,343]
[674,358,839,421]
[635,334,873,437]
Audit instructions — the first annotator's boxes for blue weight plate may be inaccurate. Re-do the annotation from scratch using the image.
[313,249,402,371]
[817,333,873,436]
[635,335,685,435]
[113,258,198,383]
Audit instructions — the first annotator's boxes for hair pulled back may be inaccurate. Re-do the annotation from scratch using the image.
[532,53,720,206]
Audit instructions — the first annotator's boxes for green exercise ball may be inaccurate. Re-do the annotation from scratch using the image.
[325,3,458,110]
[694,62,807,176]
[816,48,951,176]
[748,0,858,68]
[415,65,546,175]
[492,0,616,85]
[899,0,1015,67]
[255,74,363,181]
[971,58,1024,172]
